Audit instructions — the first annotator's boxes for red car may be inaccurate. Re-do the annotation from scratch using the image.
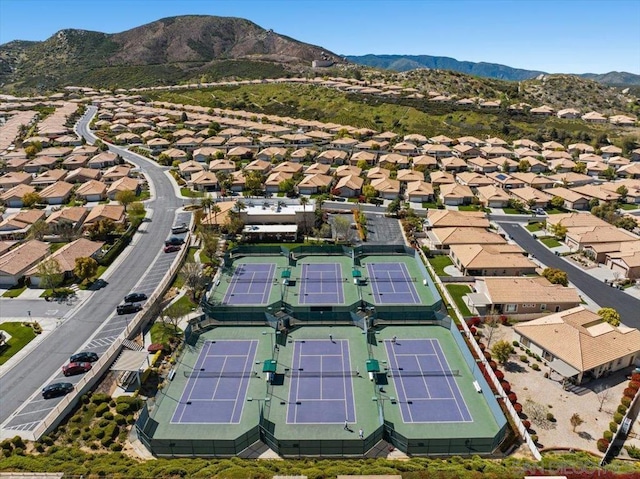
[164,244,181,253]
[62,361,92,377]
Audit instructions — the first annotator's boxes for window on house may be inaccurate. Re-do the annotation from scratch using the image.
[521,337,530,348]
[506,304,517,313]
[543,351,553,362]
[540,304,547,311]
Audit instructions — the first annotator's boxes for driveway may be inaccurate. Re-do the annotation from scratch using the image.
[497,221,640,328]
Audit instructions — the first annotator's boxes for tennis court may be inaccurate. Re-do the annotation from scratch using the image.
[286,339,356,424]
[298,263,345,305]
[366,262,421,305]
[171,340,258,424]
[222,263,276,305]
[385,338,472,423]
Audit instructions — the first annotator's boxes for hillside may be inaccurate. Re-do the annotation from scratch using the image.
[0,15,342,93]
[346,54,640,86]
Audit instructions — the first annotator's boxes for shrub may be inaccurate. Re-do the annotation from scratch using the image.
[603,430,613,441]
[93,428,105,439]
[116,396,142,411]
[483,351,492,360]
[95,403,110,417]
[617,404,628,415]
[115,403,130,415]
[629,380,640,391]
[623,387,637,398]
[91,393,111,405]
[11,436,24,448]
[531,363,540,371]
[613,412,623,424]
[97,419,110,428]
[626,445,640,460]
[512,340,519,347]
[610,421,618,433]
[494,370,504,380]
[81,394,90,404]
[597,438,609,453]
[103,411,114,421]
[514,403,523,413]
[40,435,54,446]
[520,355,529,363]
[500,381,511,393]
[126,414,135,425]
[530,434,538,444]
[546,412,555,422]
[522,419,531,429]
[115,414,127,425]
[508,392,518,403]
[110,443,123,452]
[470,326,477,335]
[100,436,113,448]
[632,372,640,382]
[489,360,497,370]
[621,396,632,407]
[13,447,24,456]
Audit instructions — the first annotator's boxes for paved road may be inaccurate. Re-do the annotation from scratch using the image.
[0,106,187,433]
[497,220,640,328]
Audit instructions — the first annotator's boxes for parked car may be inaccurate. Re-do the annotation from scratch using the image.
[42,382,74,399]
[164,244,181,253]
[534,208,547,215]
[164,237,185,246]
[116,303,142,315]
[124,292,147,303]
[62,361,92,377]
[69,351,99,363]
[90,278,108,290]
[171,223,189,234]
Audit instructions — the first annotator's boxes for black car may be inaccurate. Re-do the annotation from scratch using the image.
[70,351,99,363]
[164,236,185,246]
[124,292,147,303]
[116,303,142,315]
[42,382,74,399]
[90,278,108,290]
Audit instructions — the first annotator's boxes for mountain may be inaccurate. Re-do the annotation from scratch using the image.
[346,54,640,86]
[0,15,343,93]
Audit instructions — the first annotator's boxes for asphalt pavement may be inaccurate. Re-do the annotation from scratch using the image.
[497,220,640,329]
[0,106,187,433]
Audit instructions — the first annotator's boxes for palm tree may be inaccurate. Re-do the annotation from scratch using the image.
[200,196,214,219]
[299,196,309,241]
[211,204,221,230]
[235,199,246,214]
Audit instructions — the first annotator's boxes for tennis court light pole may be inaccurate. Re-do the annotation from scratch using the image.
[262,330,279,359]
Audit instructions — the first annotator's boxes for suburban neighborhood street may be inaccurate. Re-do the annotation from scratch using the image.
[497,220,640,328]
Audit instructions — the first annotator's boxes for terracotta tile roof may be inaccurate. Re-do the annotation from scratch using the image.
[298,173,333,189]
[75,180,107,197]
[545,212,609,229]
[84,204,125,224]
[25,238,103,275]
[0,184,36,201]
[335,174,364,191]
[481,276,580,304]
[514,307,640,371]
[39,181,74,200]
[427,209,490,228]
[370,177,400,194]
[0,239,49,275]
[450,244,533,270]
[45,206,88,225]
[431,227,506,246]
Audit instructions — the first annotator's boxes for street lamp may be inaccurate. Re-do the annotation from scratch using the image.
[262,330,280,358]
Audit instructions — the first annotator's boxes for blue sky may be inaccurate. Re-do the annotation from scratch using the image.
[1,0,639,74]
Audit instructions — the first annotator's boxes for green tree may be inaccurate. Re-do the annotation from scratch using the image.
[542,267,569,286]
[616,216,638,231]
[572,162,587,174]
[551,223,568,240]
[88,218,116,241]
[37,258,63,292]
[598,307,621,327]
[244,171,264,195]
[180,261,206,302]
[362,184,376,202]
[491,340,513,364]
[386,197,402,217]
[518,159,531,172]
[115,190,136,212]
[278,178,296,196]
[333,215,353,243]
[163,301,191,332]
[27,219,49,240]
[616,185,628,201]
[73,257,98,284]
[22,192,42,208]
[300,196,310,239]
[128,202,146,220]
[550,196,565,209]
[601,167,617,181]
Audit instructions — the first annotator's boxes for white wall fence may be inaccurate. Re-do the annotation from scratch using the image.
[419,247,542,461]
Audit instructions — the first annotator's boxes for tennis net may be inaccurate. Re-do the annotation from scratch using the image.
[184,370,260,379]
[386,369,460,377]
[364,276,418,283]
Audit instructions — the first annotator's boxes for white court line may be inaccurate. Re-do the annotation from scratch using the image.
[387,341,414,423]
[432,339,467,421]
[177,340,214,423]
[415,354,433,400]
[228,340,257,423]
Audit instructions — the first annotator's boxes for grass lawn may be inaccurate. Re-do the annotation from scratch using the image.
[49,242,70,253]
[502,208,524,214]
[525,222,543,232]
[170,272,185,290]
[180,188,204,198]
[457,205,483,212]
[619,203,638,211]
[2,285,27,298]
[540,237,562,248]
[168,293,198,311]
[200,250,212,264]
[428,255,453,276]
[546,208,565,214]
[136,191,151,201]
[445,284,473,317]
[0,322,37,365]
[186,246,198,263]
[421,202,438,209]
[150,321,182,345]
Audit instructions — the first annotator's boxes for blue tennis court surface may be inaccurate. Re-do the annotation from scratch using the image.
[385,338,472,423]
[287,339,356,424]
[223,263,275,305]
[366,262,421,304]
[298,263,345,305]
[172,340,258,424]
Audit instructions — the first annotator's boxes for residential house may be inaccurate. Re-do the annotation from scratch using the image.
[455,172,494,188]
[290,148,316,162]
[39,181,74,205]
[476,185,511,207]
[0,240,50,286]
[23,156,58,174]
[405,181,434,203]
[229,170,246,193]
[62,155,89,170]
[469,277,581,318]
[557,108,581,119]
[548,172,594,187]
[193,147,223,162]
[617,163,640,179]
[510,173,555,190]
[396,169,424,185]
[606,242,640,279]
[75,180,107,202]
[0,172,33,190]
[147,138,171,154]
[429,171,456,187]
[178,160,205,180]
[265,171,293,194]
[601,145,623,160]
[379,153,410,169]
[452,144,481,159]
[609,115,637,127]
[439,183,475,206]
[31,169,68,187]
[449,243,537,276]
[467,157,499,174]
[370,177,401,200]
[486,172,525,189]
[190,171,219,192]
[581,111,607,123]
[427,227,506,250]
[45,206,88,234]
[256,147,287,162]
[542,187,589,210]
[512,139,541,151]
[83,204,126,229]
[439,156,467,173]
[422,144,453,159]
[480,146,514,159]
[304,163,332,176]
[297,173,333,195]
[412,155,438,171]
[509,186,554,209]
[101,165,132,183]
[66,168,101,184]
[530,105,554,116]
[335,165,362,178]
[568,143,595,155]
[571,184,620,204]
[87,151,118,169]
[334,175,364,198]
[25,238,104,287]
[0,184,36,208]
[513,307,640,384]
[565,225,638,252]
[107,177,140,200]
[316,150,348,165]
[425,209,490,229]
